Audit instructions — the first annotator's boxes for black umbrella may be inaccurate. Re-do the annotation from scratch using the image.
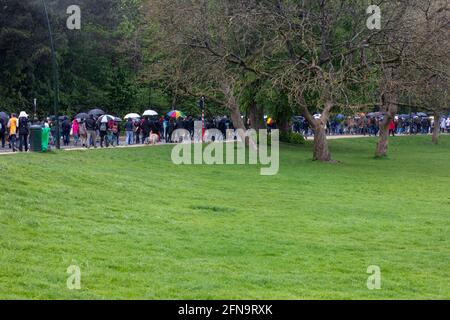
[88,109,106,117]
[0,112,9,121]
[75,112,89,120]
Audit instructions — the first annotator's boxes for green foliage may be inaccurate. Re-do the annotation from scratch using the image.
[0,0,172,118]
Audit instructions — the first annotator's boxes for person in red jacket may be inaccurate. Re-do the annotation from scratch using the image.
[389,119,396,137]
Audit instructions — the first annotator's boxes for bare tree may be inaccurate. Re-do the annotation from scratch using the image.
[371,0,449,156]
[145,0,274,135]
[145,0,449,160]
[262,0,385,161]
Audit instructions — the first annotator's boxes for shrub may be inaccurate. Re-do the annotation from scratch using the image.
[280,131,306,145]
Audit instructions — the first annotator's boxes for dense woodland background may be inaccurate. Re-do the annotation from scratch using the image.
[0,0,214,117]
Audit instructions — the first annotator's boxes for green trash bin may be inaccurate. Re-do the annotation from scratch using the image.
[30,125,43,152]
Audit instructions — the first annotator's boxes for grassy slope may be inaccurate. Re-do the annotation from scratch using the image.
[0,136,449,299]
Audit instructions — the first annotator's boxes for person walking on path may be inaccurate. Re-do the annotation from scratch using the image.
[49,117,56,146]
[99,119,109,148]
[78,120,87,148]
[0,117,6,148]
[61,117,71,146]
[162,117,168,142]
[71,119,80,146]
[167,118,175,143]
[125,118,134,145]
[389,119,396,137]
[113,121,120,146]
[134,119,141,144]
[85,114,97,148]
[440,117,446,133]
[7,113,18,152]
[17,112,30,152]
[141,117,151,144]
[106,119,115,147]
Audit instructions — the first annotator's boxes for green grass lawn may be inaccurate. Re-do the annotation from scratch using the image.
[0,136,449,299]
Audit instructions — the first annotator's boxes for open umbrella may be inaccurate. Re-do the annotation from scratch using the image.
[416,112,428,117]
[0,112,9,121]
[143,110,158,117]
[124,113,141,120]
[88,109,106,118]
[367,112,383,118]
[267,117,274,125]
[167,110,185,119]
[75,112,89,120]
[98,115,118,123]
[336,114,345,120]
[313,114,322,119]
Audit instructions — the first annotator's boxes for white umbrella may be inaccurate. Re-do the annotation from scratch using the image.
[313,114,322,119]
[99,115,118,123]
[124,113,141,120]
[143,110,158,116]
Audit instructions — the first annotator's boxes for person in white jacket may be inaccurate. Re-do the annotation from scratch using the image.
[445,118,450,133]
[441,118,447,133]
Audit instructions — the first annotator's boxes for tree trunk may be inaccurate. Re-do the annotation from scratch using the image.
[299,96,333,162]
[171,94,177,109]
[248,104,266,130]
[229,100,246,131]
[223,84,257,150]
[375,118,390,158]
[432,113,440,145]
[375,67,398,158]
[313,123,332,162]
[278,117,290,135]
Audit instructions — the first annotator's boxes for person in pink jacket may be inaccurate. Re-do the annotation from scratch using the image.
[72,119,80,146]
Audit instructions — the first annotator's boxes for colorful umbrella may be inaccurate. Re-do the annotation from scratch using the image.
[267,117,274,125]
[167,110,185,119]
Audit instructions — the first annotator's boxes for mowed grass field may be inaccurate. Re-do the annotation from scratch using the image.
[0,136,449,299]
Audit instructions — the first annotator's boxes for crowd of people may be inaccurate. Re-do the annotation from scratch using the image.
[292,113,450,137]
[1,110,449,152]
[0,112,32,152]
[52,115,196,149]
[0,111,237,151]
